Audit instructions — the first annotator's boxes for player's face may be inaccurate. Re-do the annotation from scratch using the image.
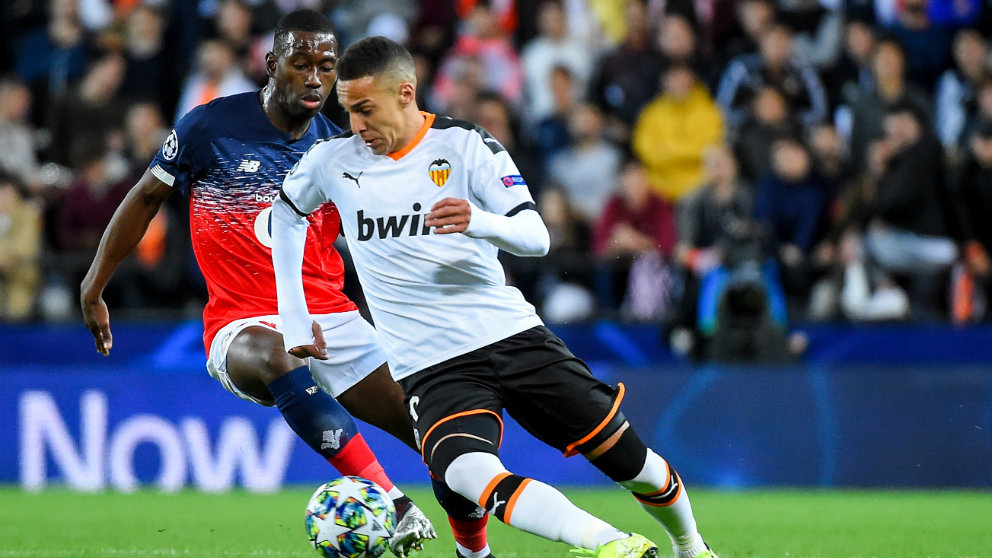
[270,31,337,119]
[338,74,412,156]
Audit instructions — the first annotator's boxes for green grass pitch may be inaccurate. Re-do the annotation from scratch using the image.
[1,486,990,557]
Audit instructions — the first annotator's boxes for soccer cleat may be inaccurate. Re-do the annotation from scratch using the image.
[389,500,438,557]
[689,544,719,558]
[592,533,659,558]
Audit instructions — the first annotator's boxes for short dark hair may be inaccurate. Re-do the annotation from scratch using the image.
[337,36,415,83]
[273,9,335,51]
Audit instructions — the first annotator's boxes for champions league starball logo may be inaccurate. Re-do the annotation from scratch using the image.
[161,130,179,160]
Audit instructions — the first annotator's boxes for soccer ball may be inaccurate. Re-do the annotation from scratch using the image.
[305,476,397,558]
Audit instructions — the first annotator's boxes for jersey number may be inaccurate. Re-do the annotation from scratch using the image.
[254,206,274,248]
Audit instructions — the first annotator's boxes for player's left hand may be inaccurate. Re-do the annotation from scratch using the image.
[288,321,329,360]
[426,197,470,234]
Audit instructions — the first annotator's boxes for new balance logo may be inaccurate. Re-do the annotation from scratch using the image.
[342,171,363,187]
[356,203,433,241]
[237,160,261,172]
[321,428,344,450]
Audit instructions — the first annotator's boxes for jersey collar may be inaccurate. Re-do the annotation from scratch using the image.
[387,112,435,161]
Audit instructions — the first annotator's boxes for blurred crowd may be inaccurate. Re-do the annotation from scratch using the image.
[4,0,992,353]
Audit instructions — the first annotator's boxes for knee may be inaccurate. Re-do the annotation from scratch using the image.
[444,452,507,502]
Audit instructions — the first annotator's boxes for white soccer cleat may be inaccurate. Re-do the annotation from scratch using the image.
[389,501,437,557]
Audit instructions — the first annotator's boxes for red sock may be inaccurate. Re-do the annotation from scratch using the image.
[449,515,489,552]
[327,433,395,492]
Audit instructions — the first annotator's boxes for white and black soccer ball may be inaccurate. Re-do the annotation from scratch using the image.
[305,476,397,558]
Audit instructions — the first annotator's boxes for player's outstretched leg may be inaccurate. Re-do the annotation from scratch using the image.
[443,450,656,556]
[583,423,717,558]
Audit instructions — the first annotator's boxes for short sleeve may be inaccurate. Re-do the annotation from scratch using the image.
[148,105,214,196]
[467,127,535,216]
[279,144,328,216]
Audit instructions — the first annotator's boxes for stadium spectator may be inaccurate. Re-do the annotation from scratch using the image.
[174,39,255,122]
[861,103,958,320]
[0,173,42,322]
[0,76,42,190]
[46,51,127,169]
[519,0,592,127]
[669,144,753,356]
[546,103,623,225]
[734,85,804,182]
[712,0,775,71]
[532,65,578,163]
[753,137,834,312]
[884,0,954,94]
[587,0,664,137]
[935,29,989,154]
[716,22,828,134]
[122,102,169,175]
[846,38,932,174]
[527,185,595,323]
[431,1,523,111]
[119,3,179,118]
[54,141,132,256]
[632,63,724,202]
[592,159,678,321]
[656,13,706,79]
[14,0,91,124]
[823,18,876,114]
[779,0,844,71]
[948,87,992,323]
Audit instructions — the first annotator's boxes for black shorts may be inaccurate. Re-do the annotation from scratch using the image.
[398,325,626,465]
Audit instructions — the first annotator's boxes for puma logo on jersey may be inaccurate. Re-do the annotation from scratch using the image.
[237,160,261,172]
[356,203,434,241]
[321,428,344,450]
[342,171,363,187]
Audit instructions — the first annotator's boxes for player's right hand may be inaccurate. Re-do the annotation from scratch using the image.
[81,296,113,356]
[288,321,329,360]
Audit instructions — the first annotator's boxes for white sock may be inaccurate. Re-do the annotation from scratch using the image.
[455,542,492,558]
[620,450,707,556]
[445,452,624,550]
[507,479,626,549]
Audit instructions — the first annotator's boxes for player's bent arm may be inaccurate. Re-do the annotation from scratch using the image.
[80,170,173,355]
[270,196,320,353]
[464,202,550,257]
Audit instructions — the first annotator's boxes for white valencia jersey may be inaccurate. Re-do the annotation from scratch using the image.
[278,113,543,379]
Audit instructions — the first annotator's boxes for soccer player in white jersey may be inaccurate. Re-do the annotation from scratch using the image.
[271,36,720,558]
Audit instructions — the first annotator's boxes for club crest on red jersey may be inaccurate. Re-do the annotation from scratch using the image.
[428,158,451,187]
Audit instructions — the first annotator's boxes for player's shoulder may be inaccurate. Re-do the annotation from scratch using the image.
[173,91,260,142]
[178,91,257,126]
[293,129,356,175]
[304,129,355,158]
[431,114,506,154]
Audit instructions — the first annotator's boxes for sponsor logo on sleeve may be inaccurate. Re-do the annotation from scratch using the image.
[161,130,179,160]
[501,175,526,188]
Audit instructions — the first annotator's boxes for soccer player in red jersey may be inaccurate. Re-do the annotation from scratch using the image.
[80,11,487,556]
